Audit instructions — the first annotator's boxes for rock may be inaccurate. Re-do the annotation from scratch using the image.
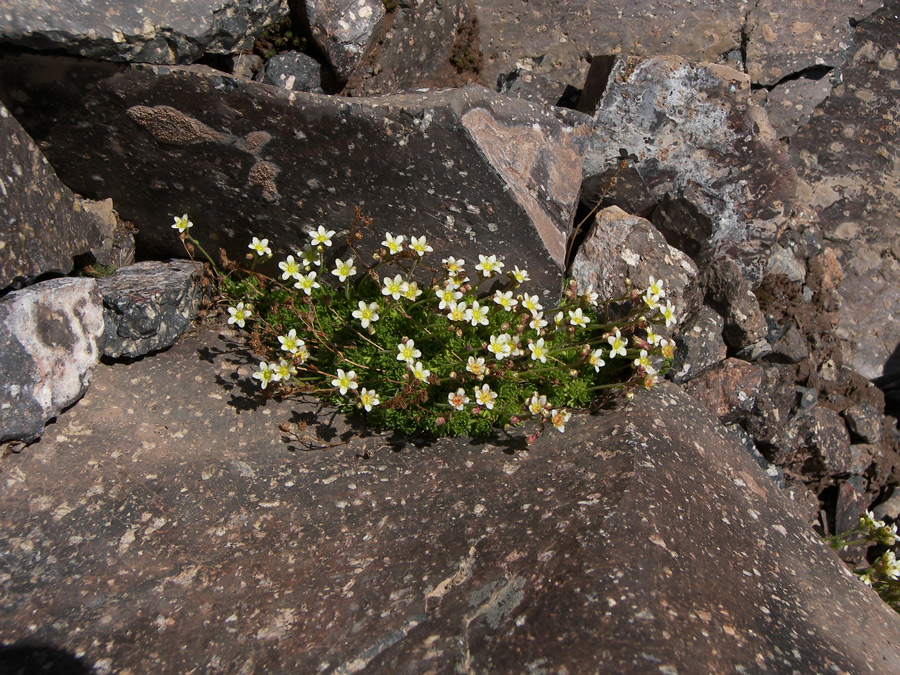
[0,0,289,64]
[98,260,205,359]
[304,0,385,81]
[570,206,698,321]
[873,487,900,522]
[344,0,477,95]
[231,53,264,79]
[258,51,323,92]
[0,102,114,291]
[834,477,869,563]
[735,339,773,362]
[766,244,807,283]
[786,406,854,478]
[4,326,900,671]
[745,364,802,453]
[683,357,763,425]
[767,322,810,364]
[843,403,883,445]
[849,443,880,477]
[729,423,786,489]
[0,278,105,443]
[583,56,798,282]
[702,258,768,351]
[790,4,900,392]
[580,158,657,219]
[796,385,819,410]
[0,54,589,298]
[497,68,580,109]
[669,306,727,384]
[744,0,883,86]
[764,69,837,139]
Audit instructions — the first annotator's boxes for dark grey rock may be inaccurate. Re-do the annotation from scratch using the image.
[670,306,726,384]
[835,477,869,563]
[735,338,774,362]
[0,55,590,298]
[873,487,900,522]
[305,0,385,81]
[843,403,883,444]
[98,260,205,359]
[766,244,807,283]
[0,278,105,443]
[702,258,768,351]
[4,326,900,671]
[497,68,580,109]
[745,363,799,452]
[745,0,882,86]
[767,323,810,364]
[728,423,786,489]
[764,70,836,139]
[258,51,323,92]
[583,56,798,282]
[581,158,657,219]
[796,385,819,410]
[0,102,114,291]
[787,406,854,478]
[231,53,264,79]
[849,443,880,477]
[0,0,289,64]
[570,206,698,323]
[683,357,763,425]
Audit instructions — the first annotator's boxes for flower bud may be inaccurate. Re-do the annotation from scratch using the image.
[509,416,521,425]
[625,392,635,401]
[472,407,481,415]
[449,371,457,380]
[501,322,510,332]
[580,344,590,356]
[569,369,579,378]
[435,417,446,427]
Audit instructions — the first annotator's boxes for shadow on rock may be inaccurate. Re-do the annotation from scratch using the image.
[0,642,92,675]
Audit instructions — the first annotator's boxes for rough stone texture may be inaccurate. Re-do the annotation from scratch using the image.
[496,68,580,109]
[783,406,854,478]
[874,486,900,521]
[474,0,752,86]
[670,306,727,384]
[765,320,810,364]
[702,258,768,351]
[570,206,698,321]
[0,55,590,298]
[0,0,289,64]
[583,57,798,282]
[843,403,884,444]
[790,4,900,394]
[2,326,900,671]
[97,260,205,359]
[258,51,323,92]
[0,102,114,291]
[745,364,798,452]
[683,357,763,425]
[304,0,385,81]
[580,158,657,219]
[766,243,807,283]
[0,278,105,443]
[344,0,475,95]
[763,70,837,139]
[745,0,884,86]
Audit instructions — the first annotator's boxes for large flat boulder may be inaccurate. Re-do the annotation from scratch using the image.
[0,278,105,443]
[1,326,900,671]
[0,102,115,291]
[0,0,288,64]
[0,54,589,296]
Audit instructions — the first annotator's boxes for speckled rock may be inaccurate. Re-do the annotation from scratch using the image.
[580,157,657,219]
[570,206,698,322]
[344,0,475,95]
[0,102,114,291]
[258,51,323,92]
[782,406,854,478]
[583,56,798,282]
[843,403,883,444]
[497,68,580,109]
[0,0,288,64]
[791,4,900,393]
[744,0,883,86]
[0,54,589,297]
[763,70,837,139]
[2,326,900,671]
[683,357,763,425]
[0,278,104,443]
[304,0,385,81]
[670,306,727,384]
[745,364,797,453]
[702,258,768,351]
[97,260,205,359]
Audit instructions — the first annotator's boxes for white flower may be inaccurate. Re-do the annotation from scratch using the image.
[529,312,548,331]
[448,388,469,411]
[443,256,465,273]
[295,343,310,364]
[409,235,433,257]
[382,274,409,300]
[488,333,513,360]
[568,308,589,328]
[883,551,900,581]
[397,340,422,364]
[608,329,628,358]
[359,388,380,412]
[294,271,320,295]
[661,302,677,327]
[227,302,252,328]
[510,266,530,283]
[475,254,504,277]
[382,232,405,254]
[492,290,517,312]
[447,301,468,322]
[309,225,336,247]
[410,361,431,382]
[352,301,380,328]
[331,257,357,282]
[550,409,571,432]
[877,523,899,546]
[474,383,497,409]
[466,356,486,377]
[646,276,666,301]
[279,255,303,280]
[527,392,548,416]
[645,326,661,346]
[273,358,296,382]
[436,286,463,310]
[253,361,276,389]
[582,284,599,306]
[331,368,358,395]
[589,349,605,372]
[248,237,272,257]
[403,281,423,301]
[554,311,565,327]
[521,293,543,314]
[172,214,193,233]
[643,291,660,311]
[297,246,320,268]
[465,300,490,326]
[634,349,655,374]
[278,328,303,354]
[529,338,548,363]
